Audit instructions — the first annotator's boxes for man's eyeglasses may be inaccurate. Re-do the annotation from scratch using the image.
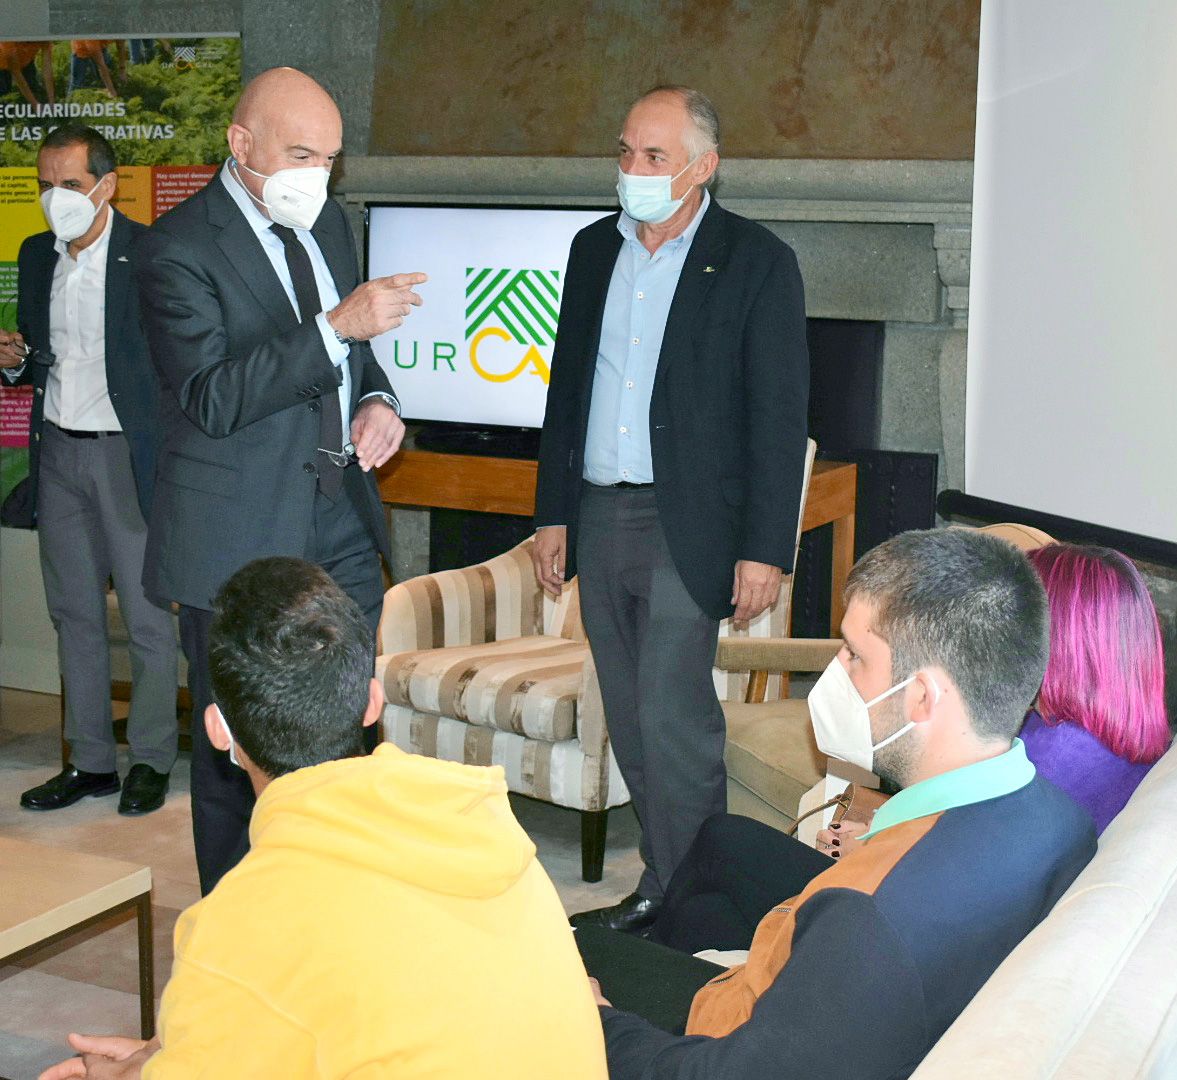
[317,442,358,468]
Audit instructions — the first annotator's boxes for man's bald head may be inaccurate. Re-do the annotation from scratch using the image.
[226,67,343,219]
[232,67,338,134]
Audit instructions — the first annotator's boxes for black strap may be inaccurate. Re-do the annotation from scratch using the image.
[270,223,343,497]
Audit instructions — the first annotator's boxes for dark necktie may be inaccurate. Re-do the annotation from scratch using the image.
[270,223,343,497]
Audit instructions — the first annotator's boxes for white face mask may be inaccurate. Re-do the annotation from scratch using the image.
[41,178,106,242]
[616,155,700,224]
[807,658,938,773]
[212,704,243,769]
[234,158,329,230]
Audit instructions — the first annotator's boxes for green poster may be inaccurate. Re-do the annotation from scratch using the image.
[0,35,241,503]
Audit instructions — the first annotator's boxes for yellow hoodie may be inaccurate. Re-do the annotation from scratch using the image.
[144,744,607,1078]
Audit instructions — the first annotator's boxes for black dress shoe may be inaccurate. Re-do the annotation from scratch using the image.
[570,891,663,934]
[20,766,120,811]
[118,764,170,816]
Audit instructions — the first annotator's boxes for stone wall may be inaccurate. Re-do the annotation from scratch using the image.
[15,0,981,162]
[370,1,981,160]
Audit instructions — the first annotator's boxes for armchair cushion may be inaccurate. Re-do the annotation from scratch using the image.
[724,698,827,824]
[381,636,590,743]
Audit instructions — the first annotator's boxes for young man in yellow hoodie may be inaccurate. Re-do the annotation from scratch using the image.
[41,557,607,1080]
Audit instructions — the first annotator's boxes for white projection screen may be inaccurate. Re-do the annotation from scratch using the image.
[967,0,1177,545]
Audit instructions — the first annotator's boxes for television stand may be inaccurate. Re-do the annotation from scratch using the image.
[413,425,540,460]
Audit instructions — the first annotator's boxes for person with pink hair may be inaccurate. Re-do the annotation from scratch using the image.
[1021,543,1171,834]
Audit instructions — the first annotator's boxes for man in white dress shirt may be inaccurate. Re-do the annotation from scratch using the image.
[0,124,177,815]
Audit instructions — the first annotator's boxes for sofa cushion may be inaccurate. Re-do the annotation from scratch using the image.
[723,699,827,821]
[381,636,588,742]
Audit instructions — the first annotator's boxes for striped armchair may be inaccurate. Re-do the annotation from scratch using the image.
[375,540,628,882]
[376,440,817,883]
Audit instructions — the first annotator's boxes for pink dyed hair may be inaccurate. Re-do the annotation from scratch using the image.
[1028,544,1170,764]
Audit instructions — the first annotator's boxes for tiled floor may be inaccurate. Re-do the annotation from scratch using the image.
[0,688,640,1080]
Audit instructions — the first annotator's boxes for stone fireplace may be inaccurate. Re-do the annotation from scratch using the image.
[334,155,973,582]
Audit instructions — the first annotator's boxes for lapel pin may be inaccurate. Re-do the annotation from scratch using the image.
[703,265,717,273]
[117,255,129,262]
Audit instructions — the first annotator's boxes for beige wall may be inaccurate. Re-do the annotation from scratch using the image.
[371,0,981,159]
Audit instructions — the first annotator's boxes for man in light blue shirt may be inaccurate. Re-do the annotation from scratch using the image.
[581,188,710,487]
[535,87,810,932]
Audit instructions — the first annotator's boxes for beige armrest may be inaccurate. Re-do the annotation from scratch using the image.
[714,637,841,674]
[377,540,542,655]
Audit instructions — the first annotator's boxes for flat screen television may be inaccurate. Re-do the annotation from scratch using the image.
[365,202,614,452]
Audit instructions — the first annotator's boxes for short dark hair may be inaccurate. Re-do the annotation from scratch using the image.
[209,557,374,778]
[845,529,1050,741]
[40,123,117,181]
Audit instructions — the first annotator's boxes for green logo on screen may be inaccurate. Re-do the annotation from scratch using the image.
[464,267,561,383]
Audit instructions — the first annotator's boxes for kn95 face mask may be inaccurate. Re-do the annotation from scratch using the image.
[40,178,106,242]
[807,657,938,773]
[234,158,330,230]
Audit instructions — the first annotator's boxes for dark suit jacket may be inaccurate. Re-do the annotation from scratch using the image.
[535,199,810,620]
[12,209,162,522]
[136,175,395,611]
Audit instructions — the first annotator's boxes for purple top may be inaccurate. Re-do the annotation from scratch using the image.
[1020,710,1153,834]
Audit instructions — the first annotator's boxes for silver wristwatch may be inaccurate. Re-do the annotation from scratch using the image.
[368,391,400,415]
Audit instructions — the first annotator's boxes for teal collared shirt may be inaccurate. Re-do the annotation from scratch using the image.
[860,738,1036,841]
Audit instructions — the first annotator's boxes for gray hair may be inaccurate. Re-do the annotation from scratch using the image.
[845,528,1050,742]
[638,85,720,160]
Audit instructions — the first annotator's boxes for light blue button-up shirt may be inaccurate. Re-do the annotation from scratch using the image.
[582,189,710,485]
[220,161,352,449]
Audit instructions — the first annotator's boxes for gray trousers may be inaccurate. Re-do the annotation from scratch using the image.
[576,483,726,901]
[38,423,178,774]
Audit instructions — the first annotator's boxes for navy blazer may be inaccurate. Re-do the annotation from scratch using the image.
[13,208,162,522]
[535,200,810,619]
[136,175,395,610]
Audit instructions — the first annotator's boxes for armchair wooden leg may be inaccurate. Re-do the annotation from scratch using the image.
[580,809,608,883]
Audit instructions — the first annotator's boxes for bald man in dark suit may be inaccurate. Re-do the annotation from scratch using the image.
[137,67,425,893]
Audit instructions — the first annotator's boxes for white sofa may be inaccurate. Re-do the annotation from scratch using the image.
[913,736,1177,1078]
